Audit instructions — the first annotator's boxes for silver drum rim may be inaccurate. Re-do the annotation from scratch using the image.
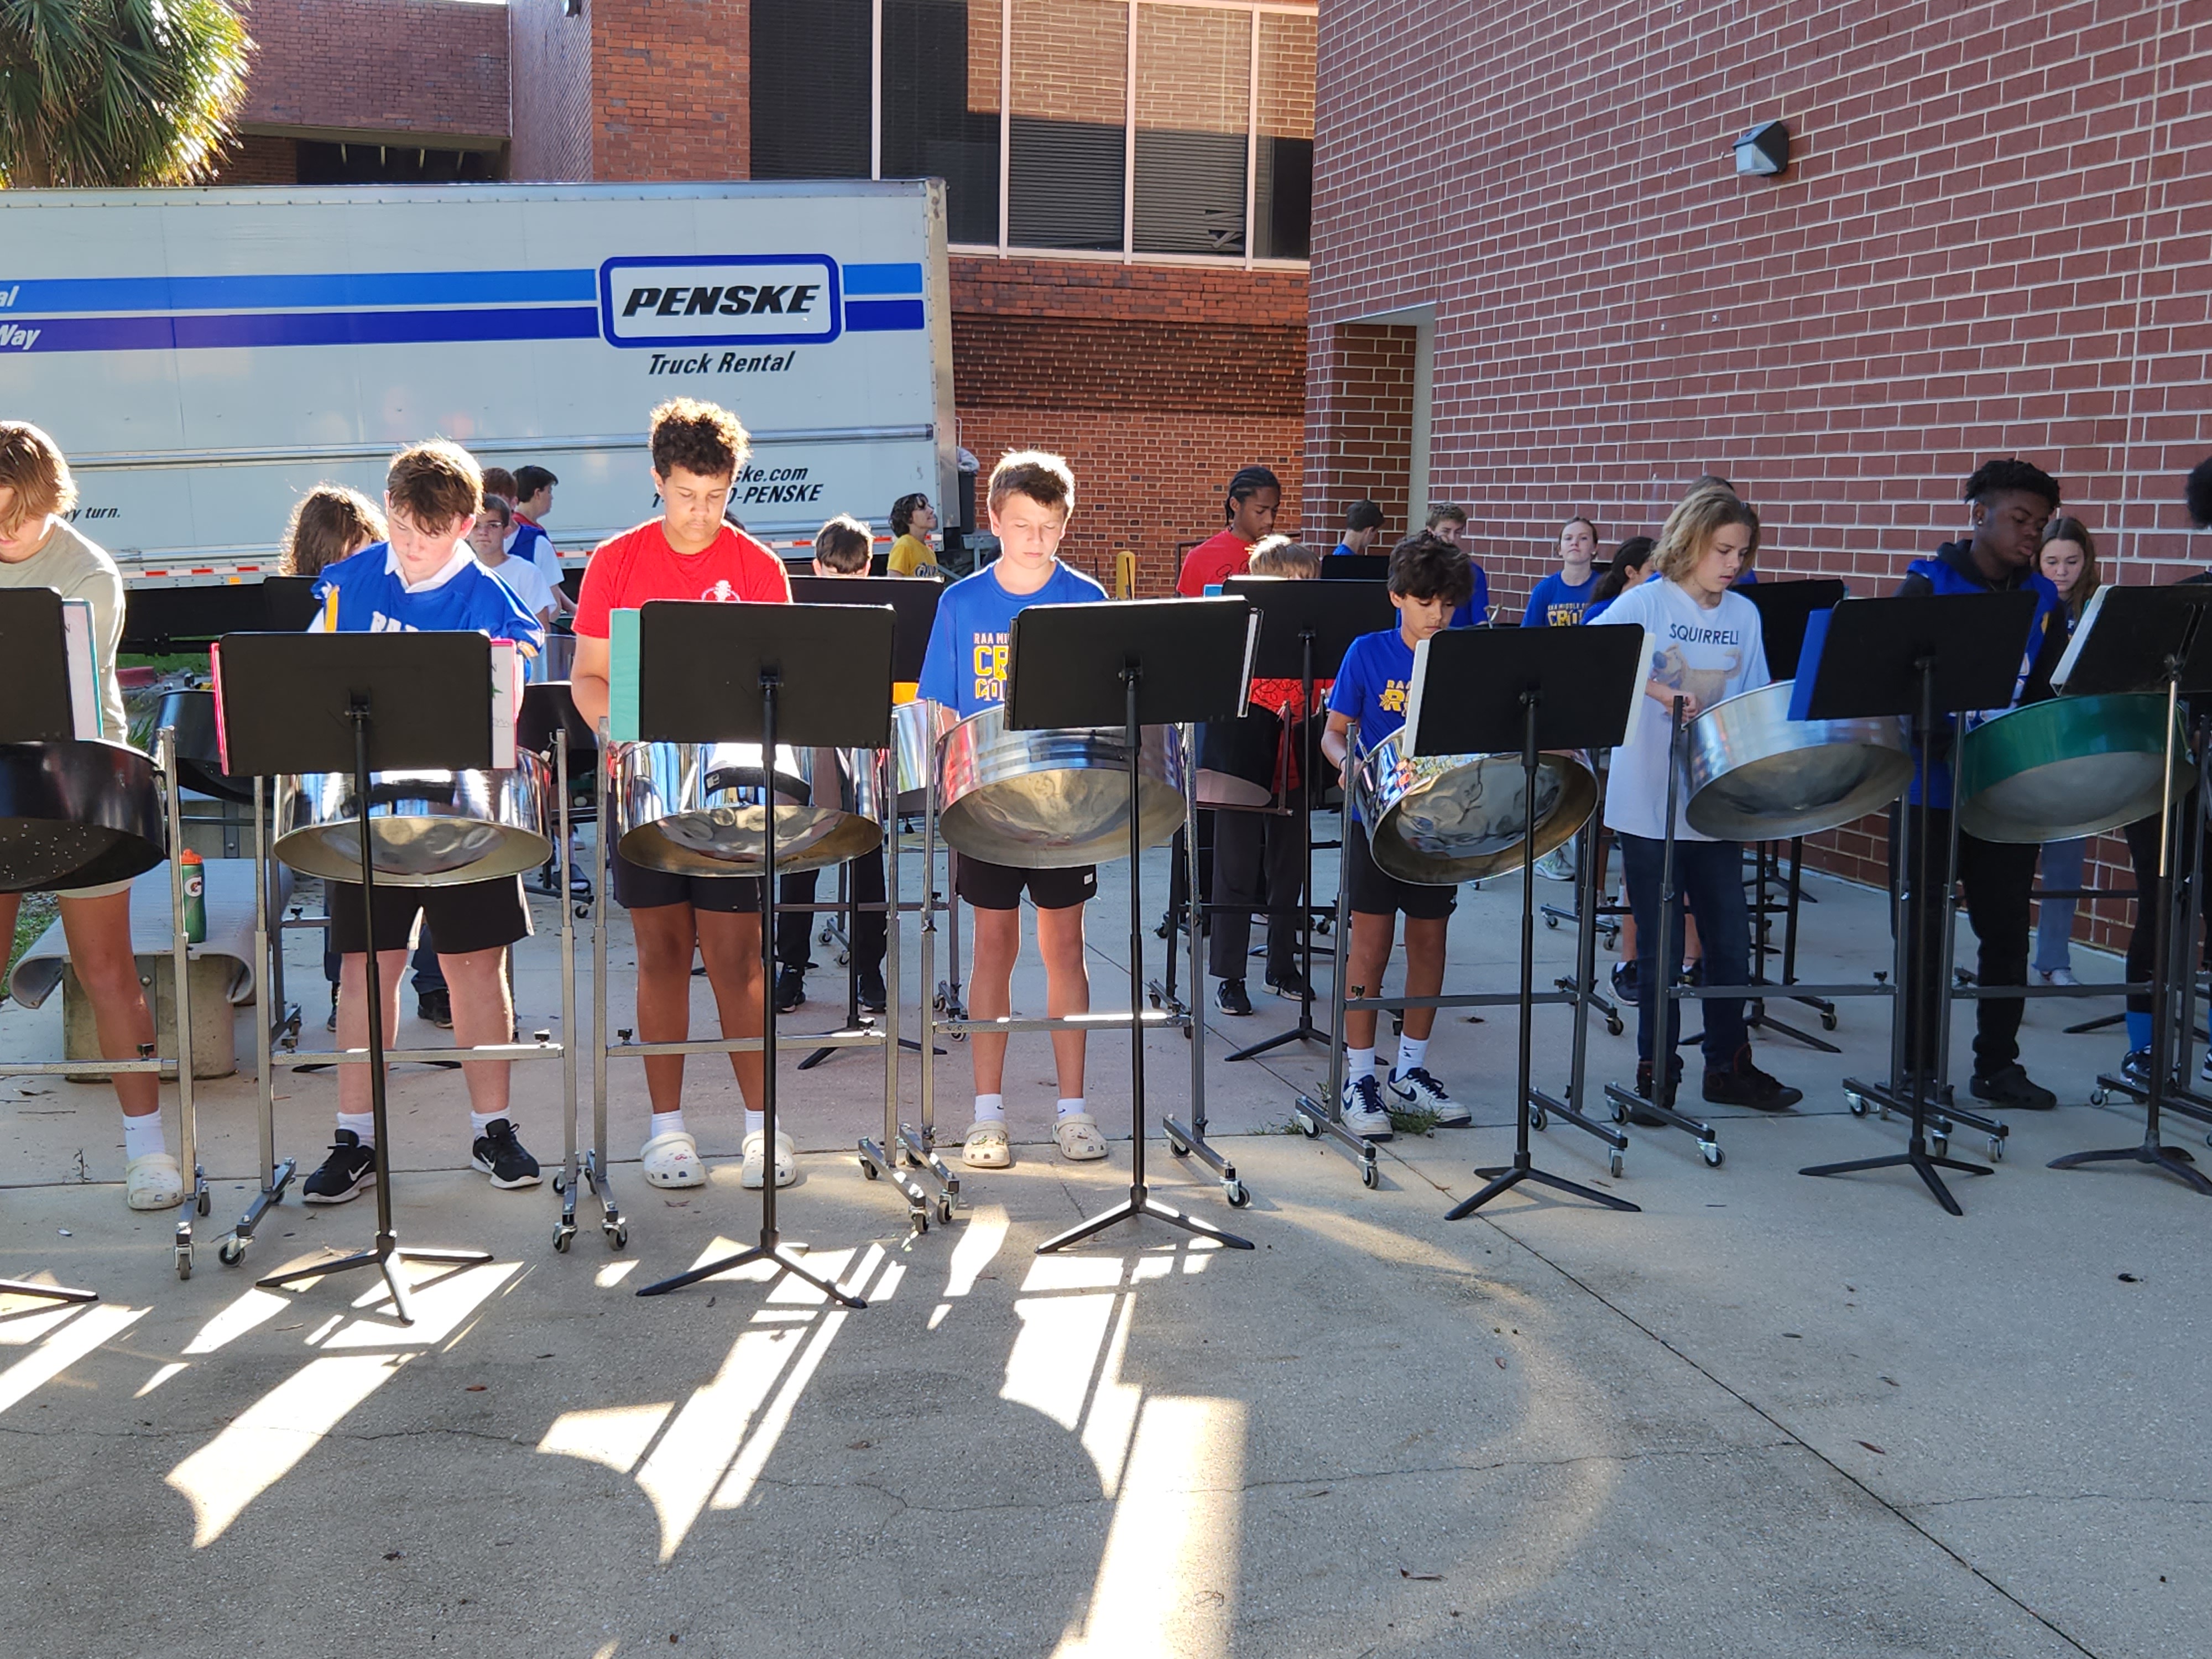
[275,759,551,887]
[934,705,1187,870]
[611,740,884,875]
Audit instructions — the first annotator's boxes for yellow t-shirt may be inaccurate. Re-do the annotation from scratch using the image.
[888,534,932,577]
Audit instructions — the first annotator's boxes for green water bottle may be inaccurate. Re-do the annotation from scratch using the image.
[180,848,206,945]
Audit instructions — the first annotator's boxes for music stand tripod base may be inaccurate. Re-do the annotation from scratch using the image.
[1,1278,98,1306]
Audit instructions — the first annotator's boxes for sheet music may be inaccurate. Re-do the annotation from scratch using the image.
[61,597,101,739]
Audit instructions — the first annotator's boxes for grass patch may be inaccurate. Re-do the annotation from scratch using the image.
[1387,1105,1443,1137]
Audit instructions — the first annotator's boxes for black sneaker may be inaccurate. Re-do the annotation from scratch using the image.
[1970,1063,2056,1111]
[325,991,338,1033]
[1265,966,1312,1000]
[1215,979,1254,1017]
[1627,1059,1682,1127]
[1703,1046,1802,1111]
[418,989,453,1029]
[774,965,806,1014]
[302,1130,376,1204]
[857,966,888,1014]
[1611,959,1639,1001]
[471,1119,542,1189]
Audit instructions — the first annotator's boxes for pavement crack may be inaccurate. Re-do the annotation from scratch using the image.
[1911,1491,2212,1511]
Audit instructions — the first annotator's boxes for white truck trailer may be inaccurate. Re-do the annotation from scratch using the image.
[0,180,958,590]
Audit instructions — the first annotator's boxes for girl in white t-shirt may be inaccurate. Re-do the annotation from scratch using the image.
[1592,486,1801,1115]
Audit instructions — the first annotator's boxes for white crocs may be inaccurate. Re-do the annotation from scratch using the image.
[740,1129,796,1189]
[1052,1113,1108,1162]
[962,1120,1012,1169]
[640,1130,704,1189]
[124,1152,184,1211]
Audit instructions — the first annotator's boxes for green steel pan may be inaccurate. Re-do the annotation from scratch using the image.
[1956,693,2187,844]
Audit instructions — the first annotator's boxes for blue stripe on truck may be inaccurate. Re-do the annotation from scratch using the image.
[18,307,601,353]
[839,263,925,296]
[843,299,926,332]
[0,269,598,314]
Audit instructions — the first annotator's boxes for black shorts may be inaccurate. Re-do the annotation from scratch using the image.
[612,848,766,914]
[955,854,1097,913]
[327,875,533,956]
[1345,820,1458,921]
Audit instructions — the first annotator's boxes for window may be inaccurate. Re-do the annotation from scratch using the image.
[761,1,1313,265]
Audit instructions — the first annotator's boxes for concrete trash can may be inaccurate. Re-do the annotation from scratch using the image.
[62,953,237,1081]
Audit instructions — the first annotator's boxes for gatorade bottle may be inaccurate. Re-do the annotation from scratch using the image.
[181,848,207,945]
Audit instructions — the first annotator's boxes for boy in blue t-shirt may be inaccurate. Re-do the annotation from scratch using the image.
[918,451,1109,1172]
[1319,531,1477,1140]
[1521,515,1601,625]
[298,440,549,1208]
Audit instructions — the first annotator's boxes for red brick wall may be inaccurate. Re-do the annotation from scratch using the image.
[1312,0,2211,946]
[510,0,594,181]
[591,0,748,181]
[953,254,1309,593]
[1303,322,1414,543]
[212,133,300,184]
[237,0,509,139]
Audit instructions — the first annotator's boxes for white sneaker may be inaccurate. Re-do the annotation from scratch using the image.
[124,1152,184,1211]
[2038,967,2078,988]
[1388,1066,1472,1125]
[961,1120,1012,1168]
[1340,1074,1392,1140]
[740,1129,796,1189]
[640,1130,704,1188]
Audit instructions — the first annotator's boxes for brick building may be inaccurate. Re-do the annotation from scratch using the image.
[1307,0,2211,931]
[216,0,1316,592]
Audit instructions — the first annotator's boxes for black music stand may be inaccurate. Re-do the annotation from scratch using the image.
[630,601,897,1305]
[0,593,97,1303]
[1218,576,1398,1064]
[1796,593,2038,1214]
[787,576,942,1068]
[1407,626,1645,1218]
[218,632,497,1324]
[1004,598,1257,1254]
[2046,586,2212,1193]
[1321,553,1391,583]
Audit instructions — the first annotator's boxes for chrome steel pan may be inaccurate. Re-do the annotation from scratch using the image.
[276,760,551,886]
[154,687,258,804]
[893,700,958,813]
[1684,680,1913,840]
[1355,729,1595,884]
[0,740,166,893]
[935,706,1187,870]
[1957,692,2184,844]
[612,741,882,876]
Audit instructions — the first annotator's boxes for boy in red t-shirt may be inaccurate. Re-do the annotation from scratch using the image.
[1175,465,1280,596]
[570,399,796,1192]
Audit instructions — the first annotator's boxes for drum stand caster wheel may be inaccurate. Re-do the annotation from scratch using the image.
[553,1224,575,1253]
[1224,1179,1250,1208]
[217,1236,247,1268]
[1987,1136,2004,1162]
[604,1220,628,1250]
[1930,1132,1949,1157]
[1360,1159,1380,1190]
[1530,1107,1547,1131]
[2089,1087,2108,1107]
[910,1208,929,1238]
[859,1156,879,1180]
[552,1171,566,1194]
[175,1241,193,1280]
[1844,1088,1867,1116]
[1822,1011,1838,1032]
[936,1196,956,1227]
[1610,1102,1628,1125]
[1609,1151,1625,1178]
[1166,1134,1190,1158]
[1700,1140,1724,1168]
[1606,1014,1624,1037]
[1294,1111,1318,1139]
[1544,913,1558,930]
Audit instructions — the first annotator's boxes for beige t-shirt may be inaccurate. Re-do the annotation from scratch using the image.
[0,518,129,741]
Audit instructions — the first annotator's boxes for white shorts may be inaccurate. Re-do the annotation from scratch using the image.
[53,877,135,901]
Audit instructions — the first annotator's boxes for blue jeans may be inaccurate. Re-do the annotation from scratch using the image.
[2033,837,2084,974]
[1618,833,1750,1068]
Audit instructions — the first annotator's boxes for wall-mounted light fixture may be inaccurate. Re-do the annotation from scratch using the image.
[1733,121,1790,179]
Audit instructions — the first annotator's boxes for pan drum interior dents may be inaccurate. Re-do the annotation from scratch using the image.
[1355,729,1595,884]
[611,741,882,876]
[275,761,552,886]
[933,706,1187,870]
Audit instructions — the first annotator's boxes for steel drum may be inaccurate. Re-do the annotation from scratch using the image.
[1684,680,1913,840]
[1196,708,1282,808]
[0,740,167,893]
[1957,692,2185,844]
[153,686,257,804]
[935,706,1187,869]
[612,741,882,875]
[1355,729,1596,884]
[275,761,552,886]
[894,698,958,813]
[537,629,577,682]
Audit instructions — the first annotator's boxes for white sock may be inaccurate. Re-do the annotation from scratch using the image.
[1056,1096,1087,1120]
[337,1110,376,1147]
[745,1109,765,1138]
[469,1110,508,1136]
[1347,1046,1375,1083]
[1394,1035,1428,1078]
[649,1109,688,1140]
[121,1112,167,1163]
[972,1092,1005,1123]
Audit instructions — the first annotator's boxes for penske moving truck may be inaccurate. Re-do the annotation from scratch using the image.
[0,180,958,589]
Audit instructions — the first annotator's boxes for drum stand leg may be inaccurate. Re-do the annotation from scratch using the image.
[1230,643,1333,1062]
[1741,839,1839,1053]
[154,729,210,1277]
[576,731,624,1249]
[221,778,297,1269]
[1161,728,1249,1210]
[1600,703,1723,1168]
[549,747,601,1251]
[1531,807,1631,1176]
[860,752,951,1232]
[1040,676,1253,1254]
[900,766,956,1182]
[2056,677,2212,1192]
[1807,660,1991,1212]
[638,675,869,1306]
[257,704,491,1320]
[0,1277,97,1306]
[1291,732,1383,1187]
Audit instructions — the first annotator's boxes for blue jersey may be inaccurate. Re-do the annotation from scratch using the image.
[917,560,1108,718]
[1449,561,1491,628]
[1328,625,1418,821]
[1521,570,1599,627]
[310,543,546,664]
